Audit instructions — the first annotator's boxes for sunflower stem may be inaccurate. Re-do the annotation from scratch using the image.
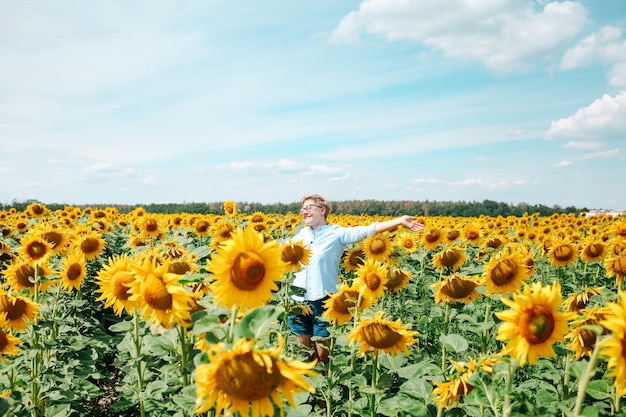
[502,360,514,417]
[29,264,43,417]
[481,297,493,353]
[227,305,239,344]
[441,304,451,371]
[369,351,379,417]
[132,313,146,417]
[176,325,192,387]
[562,352,571,401]
[573,339,602,417]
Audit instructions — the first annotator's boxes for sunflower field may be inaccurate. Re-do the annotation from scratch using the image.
[1,202,626,417]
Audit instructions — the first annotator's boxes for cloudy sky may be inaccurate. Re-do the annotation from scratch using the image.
[1,0,625,210]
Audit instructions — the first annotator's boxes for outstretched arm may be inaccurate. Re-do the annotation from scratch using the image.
[374,215,425,233]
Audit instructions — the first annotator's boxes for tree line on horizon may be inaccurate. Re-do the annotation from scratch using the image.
[2,199,586,218]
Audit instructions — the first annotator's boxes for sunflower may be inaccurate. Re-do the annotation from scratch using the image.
[194,336,317,416]
[343,248,366,273]
[3,261,55,293]
[59,251,88,292]
[25,202,48,219]
[481,248,532,297]
[223,200,237,216]
[432,246,466,271]
[432,356,499,408]
[563,287,603,312]
[73,231,106,261]
[322,281,372,324]
[95,254,141,317]
[136,215,164,240]
[462,221,483,245]
[352,258,389,303]
[431,274,482,304]
[385,267,412,293]
[0,292,39,332]
[17,234,53,266]
[547,236,579,268]
[208,226,284,310]
[421,227,444,250]
[35,223,70,255]
[210,218,236,244]
[279,239,311,273]
[599,291,626,395]
[0,315,22,361]
[361,234,393,262]
[604,252,626,286]
[394,232,419,253]
[128,256,196,328]
[495,281,576,366]
[579,237,608,263]
[348,310,418,356]
[565,306,607,359]
[193,218,212,237]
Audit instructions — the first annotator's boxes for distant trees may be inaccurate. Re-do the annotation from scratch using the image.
[1,199,587,218]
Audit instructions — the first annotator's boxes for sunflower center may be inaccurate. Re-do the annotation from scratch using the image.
[0,330,9,350]
[425,229,441,244]
[281,245,304,265]
[16,265,35,288]
[553,245,575,262]
[216,352,283,400]
[169,262,192,275]
[195,220,210,233]
[440,276,476,299]
[112,271,135,301]
[362,323,402,349]
[490,259,518,286]
[67,263,83,281]
[27,241,48,259]
[519,306,555,344]
[43,231,63,249]
[447,230,460,241]
[348,250,365,268]
[439,249,462,268]
[613,254,626,275]
[335,290,360,314]
[231,252,266,290]
[81,238,100,255]
[370,239,387,255]
[142,273,173,311]
[145,219,159,232]
[584,243,604,259]
[4,299,26,321]
[465,229,480,241]
[365,272,382,290]
[579,329,597,349]
[386,269,407,290]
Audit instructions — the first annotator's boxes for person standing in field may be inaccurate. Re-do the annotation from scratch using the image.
[288,193,425,364]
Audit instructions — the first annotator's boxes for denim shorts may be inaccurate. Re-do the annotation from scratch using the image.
[288,297,330,338]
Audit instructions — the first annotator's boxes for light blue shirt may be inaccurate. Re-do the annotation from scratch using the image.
[292,222,378,301]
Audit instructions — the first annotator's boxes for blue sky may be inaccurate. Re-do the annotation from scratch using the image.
[1,0,625,210]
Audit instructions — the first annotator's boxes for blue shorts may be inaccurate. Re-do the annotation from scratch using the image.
[288,297,330,338]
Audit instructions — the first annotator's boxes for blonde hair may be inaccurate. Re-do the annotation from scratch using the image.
[301,194,332,218]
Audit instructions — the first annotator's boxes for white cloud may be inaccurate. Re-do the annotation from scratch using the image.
[330,0,588,71]
[557,160,573,167]
[560,26,626,68]
[559,26,626,87]
[302,164,342,176]
[545,91,626,140]
[581,148,620,159]
[270,159,302,172]
[565,141,602,150]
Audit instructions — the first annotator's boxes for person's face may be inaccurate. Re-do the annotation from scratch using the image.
[300,199,325,227]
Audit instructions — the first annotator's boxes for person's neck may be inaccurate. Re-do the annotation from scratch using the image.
[309,220,326,230]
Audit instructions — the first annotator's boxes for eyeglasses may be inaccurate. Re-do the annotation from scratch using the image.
[300,205,322,213]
